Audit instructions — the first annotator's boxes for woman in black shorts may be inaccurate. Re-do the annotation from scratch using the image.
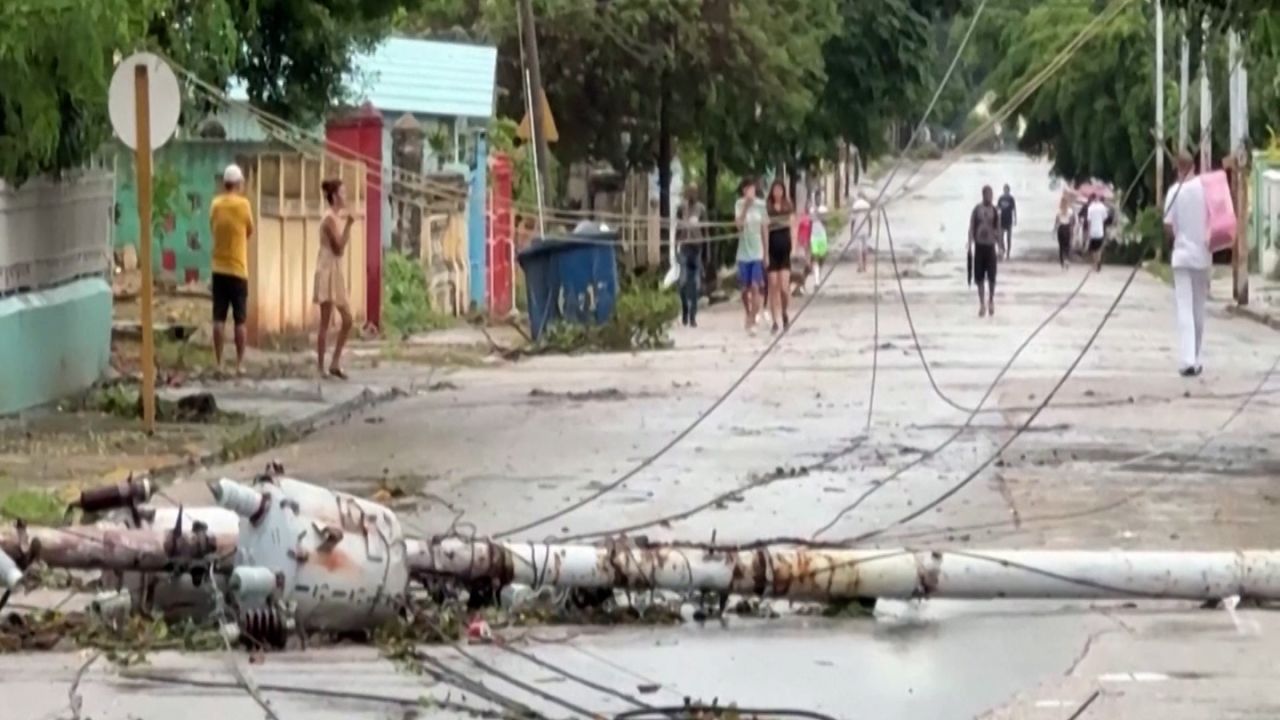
[766,180,794,332]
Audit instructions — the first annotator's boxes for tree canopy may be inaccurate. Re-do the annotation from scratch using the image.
[0,0,422,184]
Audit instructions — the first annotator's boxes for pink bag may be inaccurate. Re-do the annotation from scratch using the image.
[1201,170,1236,253]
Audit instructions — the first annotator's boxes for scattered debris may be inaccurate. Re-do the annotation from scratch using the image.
[529,387,626,402]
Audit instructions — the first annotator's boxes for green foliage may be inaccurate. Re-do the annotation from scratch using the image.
[0,0,417,184]
[1105,204,1161,265]
[0,488,65,526]
[537,278,679,354]
[382,250,451,340]
[802,0,933,160]
[0,0,156,184]
[989,0,1157,212]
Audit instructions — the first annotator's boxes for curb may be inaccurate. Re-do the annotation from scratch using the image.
[150,383,407,482]
[1224,303,1280,331]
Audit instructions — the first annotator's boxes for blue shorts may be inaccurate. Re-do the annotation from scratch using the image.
[737,260,765,288]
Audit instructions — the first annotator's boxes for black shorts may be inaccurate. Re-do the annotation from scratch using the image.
[1088,238,1105,253]
[212,272,248,325]
[767,229,793,272]
[973,244,998,287]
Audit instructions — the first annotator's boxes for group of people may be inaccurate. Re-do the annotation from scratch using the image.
[970,161,1213,378]
[1052,187,1115,272]
[208,164,355,379]
[729,178,829,334]
[675,178,829,333]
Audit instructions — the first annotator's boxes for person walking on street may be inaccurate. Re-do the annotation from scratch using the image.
[315,178,355,379]
[997,184,1017,259]
[1054,197,1074,269]
[969,185,1004,318]
[1164,152,1210,378]
[791,204,813,296]
[677,184,706,327]
[1085,193,1109,271]
[735,178,767,334]
[765,180,795,332]
[209,164,253,375]
[810,206,829,288]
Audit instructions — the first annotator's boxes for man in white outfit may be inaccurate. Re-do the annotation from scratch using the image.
[1164,152,1210,378]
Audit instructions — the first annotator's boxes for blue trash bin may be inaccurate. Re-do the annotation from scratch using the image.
[518,232,620,341]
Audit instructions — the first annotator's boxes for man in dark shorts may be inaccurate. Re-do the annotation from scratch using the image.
[997,184,1017,259]
[209,164,253,374]
[969,185,1005,318]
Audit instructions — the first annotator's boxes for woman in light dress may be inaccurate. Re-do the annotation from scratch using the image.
[315,178,354,379]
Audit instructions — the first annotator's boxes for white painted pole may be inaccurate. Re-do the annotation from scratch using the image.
[1229,32,1241,155]
[1155,0,1165,208]
[410,540,1280,602]
[1178,21,1190,152]
[1200,16,1213,171]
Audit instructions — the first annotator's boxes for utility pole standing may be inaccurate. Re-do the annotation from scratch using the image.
[1178,23,1189,152]
[517,0,552,207]
[1155,0,1165,213]
[1199,16,1212,173]
[1228,31,1250,304]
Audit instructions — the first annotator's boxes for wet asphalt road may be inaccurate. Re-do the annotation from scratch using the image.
[15,153,1280,719]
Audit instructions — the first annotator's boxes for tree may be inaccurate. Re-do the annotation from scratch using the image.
[0,0,157,184]
[988,0,1158,210]
[0,0,419,184]
[158,0,427,123]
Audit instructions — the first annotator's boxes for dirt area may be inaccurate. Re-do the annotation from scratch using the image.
[0,408,254,491]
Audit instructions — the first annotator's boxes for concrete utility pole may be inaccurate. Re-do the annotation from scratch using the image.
[1199,16,1213,172]
[1228,31,1250,304]
[1155,0,1165,210]
[410,539,1280,603]
[1178,23,1190,152]
[517,0,551,207]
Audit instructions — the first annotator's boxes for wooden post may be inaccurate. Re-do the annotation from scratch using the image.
[133,65,156,434]
[1236,155,1251,304]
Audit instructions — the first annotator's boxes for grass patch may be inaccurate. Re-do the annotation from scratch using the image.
[80,385,242,424]
[0,487,66,525]
[1145,260,1173,285]
[154,335,215,373]
[382,250,454,340]
[535,276,680,354]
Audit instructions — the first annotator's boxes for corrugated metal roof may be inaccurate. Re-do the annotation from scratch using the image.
[229,37,497,120]
[350,37,497,119]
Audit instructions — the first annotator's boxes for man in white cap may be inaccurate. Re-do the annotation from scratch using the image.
[209,164,253,374]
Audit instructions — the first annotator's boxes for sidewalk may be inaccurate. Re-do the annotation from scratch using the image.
[0,322,525,494]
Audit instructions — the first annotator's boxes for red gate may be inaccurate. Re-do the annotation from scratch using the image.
[486,153,514,318]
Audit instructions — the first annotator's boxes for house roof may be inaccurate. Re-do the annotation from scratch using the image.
[351,37,497,120]
[230,37,498,120]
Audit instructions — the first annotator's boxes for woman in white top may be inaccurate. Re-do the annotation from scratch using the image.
[315,178,354,379]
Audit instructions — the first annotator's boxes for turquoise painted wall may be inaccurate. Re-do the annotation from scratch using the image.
[114,141,268,283]
[0,278,112,415]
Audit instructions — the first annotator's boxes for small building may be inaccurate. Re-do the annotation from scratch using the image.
[113,35,499,319]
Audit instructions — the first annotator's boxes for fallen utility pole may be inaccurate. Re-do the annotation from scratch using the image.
[8,472,1280,647]
[411,539,1280,602]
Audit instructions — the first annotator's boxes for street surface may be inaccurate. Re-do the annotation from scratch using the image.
[8,154,1280,719]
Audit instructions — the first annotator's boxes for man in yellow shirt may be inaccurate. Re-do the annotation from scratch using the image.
[209,164,253,374]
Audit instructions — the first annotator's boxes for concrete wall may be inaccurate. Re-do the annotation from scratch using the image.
[114,140,273,283]
[0,170,114,414]
[0,278,112,415]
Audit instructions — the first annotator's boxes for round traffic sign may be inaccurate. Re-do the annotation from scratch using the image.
[108,53,182,151]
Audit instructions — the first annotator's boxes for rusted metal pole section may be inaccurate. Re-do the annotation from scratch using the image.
[0,521,229,572]
[408,540,1280,602]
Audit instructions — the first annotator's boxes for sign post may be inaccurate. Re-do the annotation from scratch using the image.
[108,54,182,434]
[134,66,156,432]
